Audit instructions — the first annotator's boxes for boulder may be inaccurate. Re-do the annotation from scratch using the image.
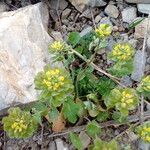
[0,2,53,111]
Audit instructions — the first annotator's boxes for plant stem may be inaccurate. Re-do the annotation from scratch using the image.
[71,48,126,87]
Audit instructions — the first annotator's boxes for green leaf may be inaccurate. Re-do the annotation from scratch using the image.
[108,60,133,77]
[129,18,145,29]
[86,120,101,138]
[48,107,59,122]
[96,111,110,122]
[69,132,83,150]
[63,98,79,123]
[68,32,81,47]
[97,77,116,96]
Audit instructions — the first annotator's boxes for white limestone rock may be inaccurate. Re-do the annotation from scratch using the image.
[0,2,53,111]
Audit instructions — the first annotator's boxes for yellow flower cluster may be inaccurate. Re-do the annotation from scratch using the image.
[141,76,150,92]
[11,119,27,133]
[120,90,134,108]
[43,69,65,91]
[140,126,150,142]
[111,43,134,61]
[50,41,64,52]
[95,24,112,38]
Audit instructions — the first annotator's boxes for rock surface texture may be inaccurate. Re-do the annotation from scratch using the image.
[0,2,52,110]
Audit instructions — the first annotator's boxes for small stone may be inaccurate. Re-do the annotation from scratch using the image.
[134,18,150,39]
[48,141,56,150]
[99,17,113,27]
[125,0,150,3]
[138,4,150,14]
[120,76,133,87]
[113,26,119,32]
[147,37,150,50]
[95,15,101,23]
[80,26,93,37]
[55,139,68,150]
[62,8,71,19]
[79,131,91,149]
[51,31,63,41]
[68,0,107,12]
[49,0,68,10]
[126,131,138,142]
[131,50,146,82]
[104,5,119,18]
[122,7,137,24]
[80,9,91,19]
[147,57,150,64]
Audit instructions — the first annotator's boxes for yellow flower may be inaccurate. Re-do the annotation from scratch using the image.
[11,119,27,133]
[111,43,134,61]
[140,76,150,92]
[43,69,66,91]
[95,24,112,38]
[49,41,64,52]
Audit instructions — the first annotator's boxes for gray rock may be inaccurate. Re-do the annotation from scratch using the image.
[68,0,107,12]
[51,31,63,41]
[134,18,150,39]
[122,7,137,24]
[49,0,68,10]
[131,50,146,81]
[55,139,68,150]
[0,2,9,13]
[80,26,93,37]
[128,39,138,48]
[104,4,119,18]
[120,76,133,87]
[138,140,150,150]
[147,36,150,50]
[125,0,150,3]
[62,8,71,19]
[99,17,113,27]
[0,2,54,111]
[138,4,150,14]
[48,141,56,150]
[95,15,101,24]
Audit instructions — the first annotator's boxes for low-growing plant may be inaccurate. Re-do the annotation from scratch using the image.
[2,107,37,139]
[2,23,150,149]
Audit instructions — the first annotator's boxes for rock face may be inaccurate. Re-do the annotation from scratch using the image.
[68,0,107,12]
[131,50,146,82]
[125,0,150,3]
[0,2,53,110]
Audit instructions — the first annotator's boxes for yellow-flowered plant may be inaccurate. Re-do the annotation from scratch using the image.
[34,66,74,107]
[137,75,150,97]
[95,24,112,38]
[104,88,139,116]
[2,107,37,139]
[49,41,64,52]
[109,43,135,62]
[136,122,150,143]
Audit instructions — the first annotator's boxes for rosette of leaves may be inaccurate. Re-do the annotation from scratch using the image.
[108,43,135,77]
[104,88,139,117]
[89,138,120,150]
[136,121,150,143]
[2,107,37,139]
[34,65,74,107]
[137,75,150,97]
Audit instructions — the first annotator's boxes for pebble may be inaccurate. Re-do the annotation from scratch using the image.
[104,4,119,18]
[137,4,150,14]
[147,37,150,50]
[128,39,138,48]
[51,31,63,41]
[62,8,71,19]
[120,76,133,87]
[95,15,102,24]
[138,140,150,150]
[122,7,137,24]
[55,138,68,150]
